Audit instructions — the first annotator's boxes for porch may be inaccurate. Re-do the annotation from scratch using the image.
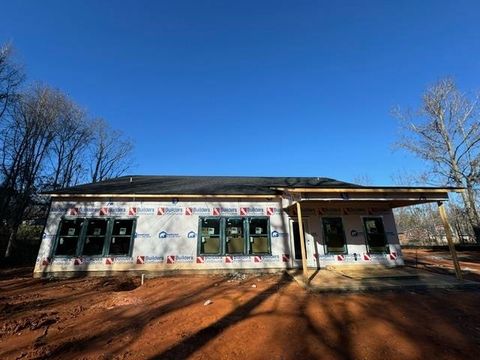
[278,185,464,280]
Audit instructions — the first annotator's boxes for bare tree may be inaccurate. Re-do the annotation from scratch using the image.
[0,85,63,257]
[46,99,92,190]
[0,43,24,120]
[394,78,480,242]
[89,118,133,183]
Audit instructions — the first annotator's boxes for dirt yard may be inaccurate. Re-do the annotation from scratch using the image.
[402,248,480,282]
[1,265,480,360]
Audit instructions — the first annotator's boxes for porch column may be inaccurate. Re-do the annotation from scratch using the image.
[437,201,463,280]
[296,202,308,278]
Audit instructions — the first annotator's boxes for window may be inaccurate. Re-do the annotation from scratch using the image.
[55,219,84,256]
[109,219,135,255]
[249,218,270,254]
[363,217,388,253]
[53,217,136,258]
[200,218,221,255]
[83,219,109,256]
[198,217,271,256]
[322,217,347,254]
[225,218,245,254]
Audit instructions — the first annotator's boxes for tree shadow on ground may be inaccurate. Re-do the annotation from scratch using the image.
[148,273,291,359]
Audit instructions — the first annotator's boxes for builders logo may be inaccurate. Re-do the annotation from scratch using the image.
[225,255,251,263]
[196,256,223,264]
[81,207,98,215]
[266,207,282,216]
[212,207,238,216]
[135,207,155,215]
[158,231,180,239]
[42,233,55,239]
[239,207,264,216]
[108,207,127,215]
[144,256,164,263]
[187,231,196,238]
[157,207,183,216]
[113,257,134,264]
[82,257,103,264]
[261,255,280,263]
[185,207,211,216]
[166,255,194,264]
[69,207,80,216]
[50,206,70,214]
[51,257,73,265]
[128,206,156,215]
[271,230,288,238]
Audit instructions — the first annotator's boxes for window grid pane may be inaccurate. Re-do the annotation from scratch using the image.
[200,218,221,254]
[55,219,84,256]
[323,217,347,254]
[83,219,108,256]
[249,218,269,254]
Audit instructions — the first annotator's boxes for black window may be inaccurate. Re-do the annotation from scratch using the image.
[53,217,136,258]
[200,218,221,255]
[82,219,109,256]
[322,217,347,254]
[249,218,270,254]
[198,217,271,256]
[363,217,388,253]
[55,219,84,256]
[225,218,245,254]
[109,219,135,255]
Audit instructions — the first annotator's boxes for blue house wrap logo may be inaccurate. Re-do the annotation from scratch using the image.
[271,230,288,238]
[187,231,196,238]
[159,231,180,239]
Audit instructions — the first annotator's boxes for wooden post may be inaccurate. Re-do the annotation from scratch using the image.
[437,201,463,280]
[296,202,308,279]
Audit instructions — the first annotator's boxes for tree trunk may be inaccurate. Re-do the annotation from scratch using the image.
[4,226,17,258]
[463,184,480,243]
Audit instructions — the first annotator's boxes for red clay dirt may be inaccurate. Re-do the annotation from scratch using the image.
[1,265,480,360]
[402,248,480,282]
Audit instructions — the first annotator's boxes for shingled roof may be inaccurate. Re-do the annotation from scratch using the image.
[49,175,366,196]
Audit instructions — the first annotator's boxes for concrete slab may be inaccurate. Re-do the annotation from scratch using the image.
[288,266,480,293]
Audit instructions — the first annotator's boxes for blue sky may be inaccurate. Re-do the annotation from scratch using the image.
[2,0,480,185]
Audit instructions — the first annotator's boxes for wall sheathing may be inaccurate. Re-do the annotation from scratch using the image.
[34,199,404,276]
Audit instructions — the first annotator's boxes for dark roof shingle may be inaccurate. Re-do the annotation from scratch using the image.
[49,175,365,195]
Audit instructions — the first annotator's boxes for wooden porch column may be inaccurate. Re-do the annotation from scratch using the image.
[437,201,463,280]
[296,202,308,278]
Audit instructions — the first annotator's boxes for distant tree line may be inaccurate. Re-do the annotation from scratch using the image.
[0,43,134,260]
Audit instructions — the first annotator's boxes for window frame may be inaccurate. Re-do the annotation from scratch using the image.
[52,217,86,258]
[197,217,224,256]
[224,216,247,255]
[362,216,389,254]
[52,216,137,258]
[105,217,137,257]
[321,216,348,255]
[79,217,112,257]
[197,216,271,256]
[247,217,271,255]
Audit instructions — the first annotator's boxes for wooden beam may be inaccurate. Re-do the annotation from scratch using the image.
[296,202,309,279]
[437,201,463,280]
[274,187,461,193]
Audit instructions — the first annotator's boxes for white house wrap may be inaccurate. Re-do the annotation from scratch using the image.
[34,175,459,277]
